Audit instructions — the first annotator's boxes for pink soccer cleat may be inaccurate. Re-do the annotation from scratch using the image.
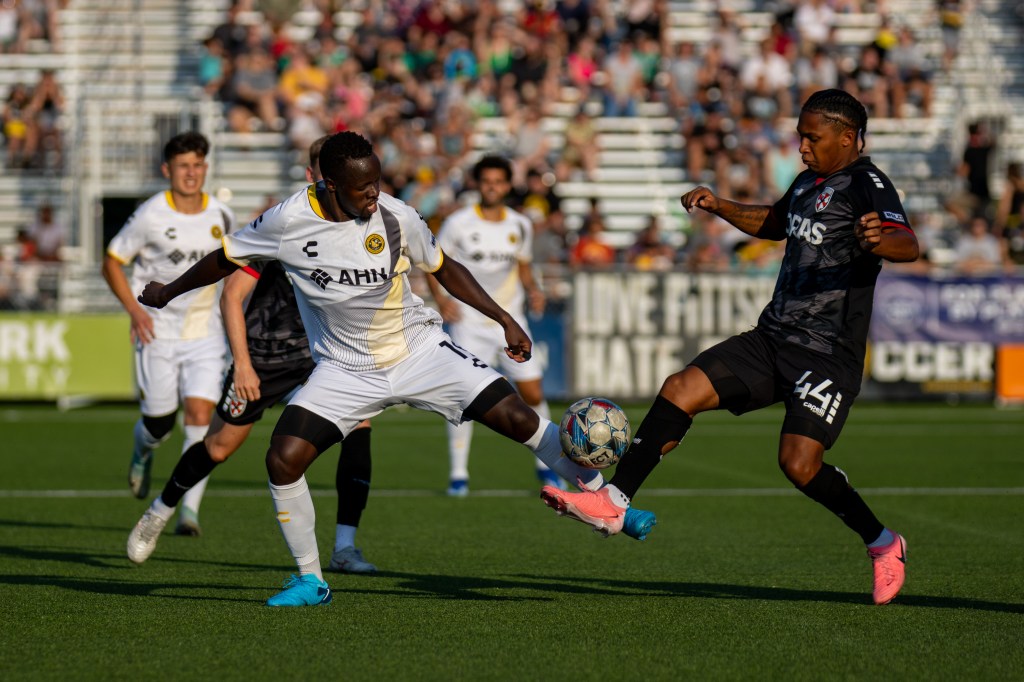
[540,485,626,537]
[868,531,907,605]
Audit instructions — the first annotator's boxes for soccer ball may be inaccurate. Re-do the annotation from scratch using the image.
[559,397,631,469]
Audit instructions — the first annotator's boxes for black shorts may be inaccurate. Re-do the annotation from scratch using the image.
[689,328,862,449]
[216,356,316,426]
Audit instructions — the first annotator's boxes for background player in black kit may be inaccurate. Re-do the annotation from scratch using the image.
[127,137,377,574]
[542,89,920,605]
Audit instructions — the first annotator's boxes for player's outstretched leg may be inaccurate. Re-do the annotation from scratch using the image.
[867,529,907,605]
[128,413,175,498]
[265,574,332,607]
[126,501,173,564]
[540,484,629,537]
[327,425,377,574]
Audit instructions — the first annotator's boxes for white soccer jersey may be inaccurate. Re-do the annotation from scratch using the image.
[437,205,532,327]
[107,191,236,340]
[223,186,445,371]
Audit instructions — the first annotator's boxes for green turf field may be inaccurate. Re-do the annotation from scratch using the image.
[1,402,1022,680]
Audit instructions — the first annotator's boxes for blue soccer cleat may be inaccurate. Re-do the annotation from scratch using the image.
[622,507,657,541]
[265,574,332,607]
[446,479,469,497]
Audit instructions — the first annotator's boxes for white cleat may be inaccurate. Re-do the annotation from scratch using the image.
[127,508,170,564]
[327,546,377,574]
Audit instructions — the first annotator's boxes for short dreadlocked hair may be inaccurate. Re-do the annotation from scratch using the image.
[318,131,375,182]
[472,155,513,182]
[802,89,869,152]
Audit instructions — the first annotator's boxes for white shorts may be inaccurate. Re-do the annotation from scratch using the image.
[134,336,228,416]
[448,318,542,384]
[289,331,504,437]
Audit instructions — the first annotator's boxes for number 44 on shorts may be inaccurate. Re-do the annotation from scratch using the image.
[793,370,843,424]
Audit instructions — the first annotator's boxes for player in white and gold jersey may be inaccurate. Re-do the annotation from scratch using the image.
[135,132,631,607]
[428,156,562,496]
[102,131,235,536]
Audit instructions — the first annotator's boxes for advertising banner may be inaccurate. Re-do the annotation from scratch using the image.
[0,313,134,400]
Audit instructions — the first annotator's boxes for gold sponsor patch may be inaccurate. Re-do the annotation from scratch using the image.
[365,234,385,254]
[211,225,223,239]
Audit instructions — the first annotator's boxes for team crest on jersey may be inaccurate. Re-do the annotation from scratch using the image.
[365,234,385,254]
[508,233,518,244]
[211,225,223,239]
[815,187,835,212]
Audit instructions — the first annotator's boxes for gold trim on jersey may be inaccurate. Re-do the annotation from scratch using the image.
[368,277,410,369]
[181,284,218,339]
[106,248,130,265]
[425,248,444,274]
[165,191,209,213]
[221,236,249,267]
[307,184,326,220]
[474,205,506,221]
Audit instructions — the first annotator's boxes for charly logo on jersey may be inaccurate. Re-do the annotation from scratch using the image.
[210,225,223,239]
[302,241,318,257]
[814,187,835,212]
[164,227,177,240]
[365,234,385,254]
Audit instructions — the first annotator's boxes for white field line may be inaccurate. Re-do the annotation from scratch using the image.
[1,487,1022,499]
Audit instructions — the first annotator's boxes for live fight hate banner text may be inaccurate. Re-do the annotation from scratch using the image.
[559,271,1024,403]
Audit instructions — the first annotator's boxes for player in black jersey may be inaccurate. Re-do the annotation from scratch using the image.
[127,137,377,573]
[542,89,920,605]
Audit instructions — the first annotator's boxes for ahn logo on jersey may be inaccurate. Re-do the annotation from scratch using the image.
[814,187,835,212]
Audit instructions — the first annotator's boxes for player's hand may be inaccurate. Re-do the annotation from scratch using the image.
[855,212,883,251]
[232,363,261,402]
[437,296,461,323]
[138,282,169,309]
[502,318,533,363]
[680,186,719,213]
[128,307,155,345]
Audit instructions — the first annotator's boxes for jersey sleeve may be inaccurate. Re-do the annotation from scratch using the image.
[850,168,914,234]
[517,215,534,263]
[403,206,444,273]
[105,207,147,264]
[223,200,288,266]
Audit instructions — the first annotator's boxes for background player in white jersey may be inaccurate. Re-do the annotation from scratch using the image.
[428,155,562,496]
[102,131,235,536]
[137,131,655,607]
[126,136,376,574]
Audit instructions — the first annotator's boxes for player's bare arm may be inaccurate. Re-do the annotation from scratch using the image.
[221,268,261,401]
[101,253,155,344]
[517,260,546,315]
[680,186,783,239]
[138,248,240,309]
[425,271,462,323]
[854,212,920,262]
[431,256,533,362]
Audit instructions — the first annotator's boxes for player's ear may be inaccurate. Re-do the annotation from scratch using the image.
[160,162,170,179]
[840,126,856,148]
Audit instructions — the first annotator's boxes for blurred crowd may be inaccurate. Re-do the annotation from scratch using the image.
[0,0,64,54]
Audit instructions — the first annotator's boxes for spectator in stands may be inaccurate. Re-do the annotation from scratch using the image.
[626,217,676,271]
[602,37,644,117]
[937,0,965,72]
[994,162,1024,265]
[513,168,562,224]
[795,45,839,106]
[227,47,281,133]
[954,215,1011,275]
[27,202,62,261]
[958,121,995,211]
[212,2,249,59]
[566,35,600,104]
[569,214,617,268]
[2,82,36,168]
[763,133,802,197]
[0,0,40,54]
[845,44,893,118]
[199,36,230,99]
[26,69,63,171]
[739,39,793,116]
[665,41,701,116]
[556,106,599,182]
[400,165,454,231]
[510,105,552,186]
[12,226,40,309]
[278,48,330,111]
[794,0,835,47]
[887,25,933,117]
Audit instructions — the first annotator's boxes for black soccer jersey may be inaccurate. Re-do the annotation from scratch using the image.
[758,156,913,363]
[241,260,312,365]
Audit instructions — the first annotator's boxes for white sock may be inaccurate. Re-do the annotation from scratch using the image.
[602,483,630,509]
[133,418,168,459]
[448,420,473,481]
[530,400,553,472]
[179,425,210,515]
[150,496,174,521]
[524,419,604,491]
[335,524,357,552]
[269,476,322,580]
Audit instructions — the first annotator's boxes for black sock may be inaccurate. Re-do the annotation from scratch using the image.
[336,427,372,527]
[610,396,693,499]
[160,441,218,508]
[798,463,884,544]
